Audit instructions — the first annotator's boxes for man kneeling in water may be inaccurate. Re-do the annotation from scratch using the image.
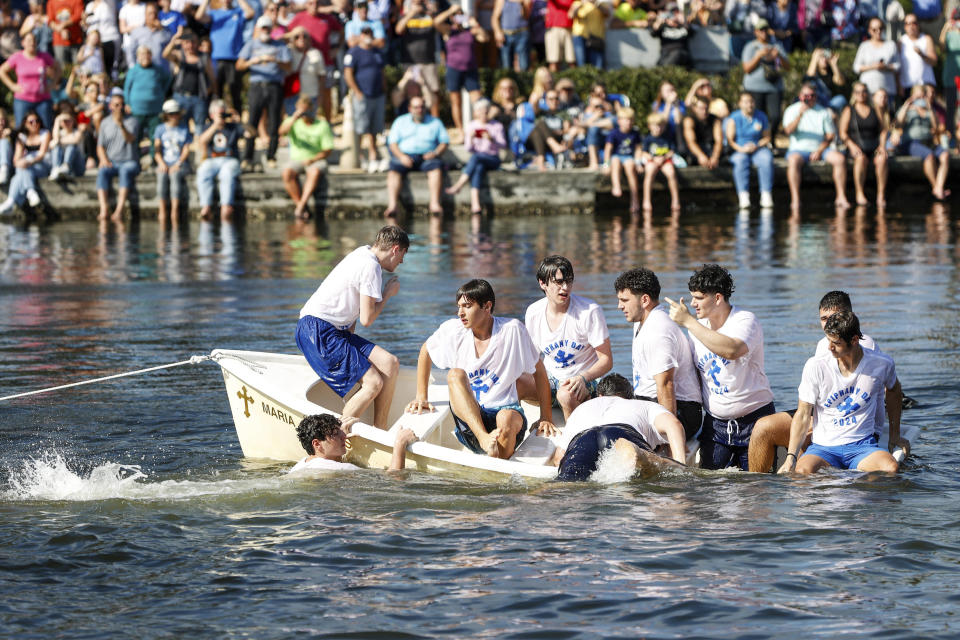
[290,414,418,472]
[554,373,687,481]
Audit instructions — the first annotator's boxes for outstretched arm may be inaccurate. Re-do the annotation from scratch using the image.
[653,413,686,463]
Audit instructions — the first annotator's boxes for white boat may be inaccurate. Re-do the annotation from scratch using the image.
[211,348,917,479]
[212,348,562,480]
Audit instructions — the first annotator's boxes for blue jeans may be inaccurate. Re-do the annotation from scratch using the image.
[51,144,86,176]
[500,30,530,70]
[0,137,12,169]
[572,35,604,68]
[586,125,608,152]
[462,152,500,189]
[197,156,240,207]
[14,98,54,130]
[157,168,189,203]
[173,93,209,132]
[8,161,50,204]
[96,161,140,191]
[730,147,774,195]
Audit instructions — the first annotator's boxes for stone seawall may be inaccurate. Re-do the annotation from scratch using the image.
[10,155,958,221]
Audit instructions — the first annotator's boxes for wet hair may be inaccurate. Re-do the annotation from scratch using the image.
[819,290,852,313]
[614,267,660,300]
[536,255,574,286]
[295,413,342,454]
[456,279,495,311]
[688,264,734,300]
[597,373,634,400]
[372,225,410,250]
[824,310,863,345]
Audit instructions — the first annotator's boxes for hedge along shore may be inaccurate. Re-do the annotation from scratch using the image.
[9,151,960,221]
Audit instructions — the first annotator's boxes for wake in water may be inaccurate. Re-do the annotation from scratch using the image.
[3,452,292,502]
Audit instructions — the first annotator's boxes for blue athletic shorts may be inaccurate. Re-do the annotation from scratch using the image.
[803,435,886,470]
[295,315,374,398]
[445,67,480,93]
[700,402,776,471]
[556,423,652,482]
[452,403,527,454]
[388,153,444,175]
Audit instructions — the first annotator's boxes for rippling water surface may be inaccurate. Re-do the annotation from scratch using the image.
[2,203,959,638]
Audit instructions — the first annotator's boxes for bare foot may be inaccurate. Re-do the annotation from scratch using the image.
[855,196,869,206]
[200,206,213,221]
[611,185,622,198]
[445,184,462,195]
[111,209,124,222]
[481,430,502,458]
[642,203,653,213]
[670,201,681,212]
[98,209,109,221]
[835,198,851,210]
[629,202,640,215]
[876,197,886,208]
[383,207,397,218]
[791,199,801,211]
[294,206,310,220]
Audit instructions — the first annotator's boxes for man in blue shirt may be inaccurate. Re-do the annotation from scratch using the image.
[158,0,187,35]
[237,15,292,170]
[129,3,174,72]
[196,0,256,114]
[344,26,386,172]
[384,96,449,217]
[345,1,386,50]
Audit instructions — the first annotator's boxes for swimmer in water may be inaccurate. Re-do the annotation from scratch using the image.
[290,414,418,472]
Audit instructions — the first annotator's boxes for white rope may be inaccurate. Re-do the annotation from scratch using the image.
[0,354,213,402]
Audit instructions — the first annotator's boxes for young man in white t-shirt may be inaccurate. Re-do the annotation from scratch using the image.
[517,256,612,419]
[289,413,418,473]
[778,311,904,474]
[614,267,702,441]
[407,279,557,459]
[296,226,408,430]
[554,373,687,481]
[664,264,775,470]
[747,290,907,472]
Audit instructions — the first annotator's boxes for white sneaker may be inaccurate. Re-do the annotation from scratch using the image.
[359,158,368,172]
[366,160,378,174]
[377,157,390,173]
[26,189,40,207]
[760,191,774,208]
[0,165,9,185]
[49,165,63,181]
[0,198,13,215]
[738,191,751,210]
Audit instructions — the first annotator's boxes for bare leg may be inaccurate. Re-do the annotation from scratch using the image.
[469,187,481,214]
[795,453,830,474]
[450,90,463,134]
[515,371,539,403]
[342,365,384,423]
[361,133,378,165]
[587,145,599,170]
[200,205,213,221]
[610,156,623,197]
[220,204,234,222]
[283,167,302,203]
[747,412,792,472]
[296,167,322,219]
[367,345,399,430]
[427,168,443,214]
[554,384,583,420]
[875,153,888,206]
[97,189,110,220]
[624,159,640,213]
[170,196,181,223]
[788,153,803,210]
[385,170,402,216]
[158,198,169,221]
[446,172,469,195]
[662,162,681,211]
[642,162,660,211]
[492,408,524,459]
[112,187,129,221]
[857,450,899,473]
[852,155,868,205]
[934,152,950,200]
[448,368,499,454]
[828,150,849,208]
[923,154,937,192]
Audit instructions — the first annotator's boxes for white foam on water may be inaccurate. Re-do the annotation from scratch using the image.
[3,452,289,502]
[590,446,637,484]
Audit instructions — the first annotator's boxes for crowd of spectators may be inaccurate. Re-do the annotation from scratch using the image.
[0,0,954,220]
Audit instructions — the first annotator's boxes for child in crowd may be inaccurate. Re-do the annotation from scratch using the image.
[0,108,12,185]
[49,104,85,180]
[603,107,643,214]
[641,112,681,213]
[77,29,106,77]
[153,99,193,222]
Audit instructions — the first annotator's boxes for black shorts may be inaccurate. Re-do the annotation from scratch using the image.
[557,424,652,482]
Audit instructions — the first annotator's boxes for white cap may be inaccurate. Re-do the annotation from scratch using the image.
[162,99,182,114]
[256,16,273,29]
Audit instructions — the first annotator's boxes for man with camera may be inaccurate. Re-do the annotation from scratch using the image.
[782,81,849,211]
[196,99,243,221]
[279,95,333,220]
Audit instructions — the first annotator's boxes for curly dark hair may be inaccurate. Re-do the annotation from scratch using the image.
[824,310,863,345]
[687,264,734,300]
[597,373,634,400]
[295,414,343,454]
[613,267,660,299]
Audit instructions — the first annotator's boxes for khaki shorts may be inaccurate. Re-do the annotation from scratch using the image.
[402,63,440,108]
[285,158,328,174]
[545,27,575,64]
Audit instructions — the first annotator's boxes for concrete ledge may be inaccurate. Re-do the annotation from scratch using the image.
[9,154,958,221]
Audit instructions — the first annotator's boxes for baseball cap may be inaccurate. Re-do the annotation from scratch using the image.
[162,99,182,114]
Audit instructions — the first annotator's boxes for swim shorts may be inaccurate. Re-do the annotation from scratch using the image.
[556,423,652,482]
[700,402,776,471]
[295,315,374,398]
[452,403,528,455]
[803,434,887,470]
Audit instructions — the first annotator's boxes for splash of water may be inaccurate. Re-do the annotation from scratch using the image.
[3,452,290,502]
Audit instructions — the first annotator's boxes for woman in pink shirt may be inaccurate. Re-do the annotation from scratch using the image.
[445,98,506,214]
[0,32,61,129]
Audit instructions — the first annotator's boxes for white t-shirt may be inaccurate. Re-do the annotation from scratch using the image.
[426,316,540,409]
[799,349,897,447]
[85,1,122,43]
[289,456,361,472]
[690,306,774,420]
[291,48,327,99]
[524,294,609,383]
[558,396,669,450]
[815,333,884,429]
[119,4,146,43]
[632,305,701,403]
[299,246,382,328]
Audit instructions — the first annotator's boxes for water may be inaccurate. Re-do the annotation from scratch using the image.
[2,203,960,639]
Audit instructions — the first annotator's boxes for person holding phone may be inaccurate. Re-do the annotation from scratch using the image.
[445,98,505,215]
